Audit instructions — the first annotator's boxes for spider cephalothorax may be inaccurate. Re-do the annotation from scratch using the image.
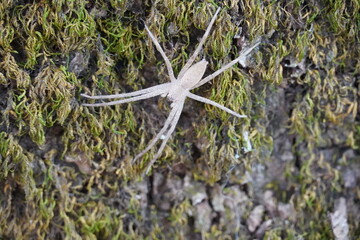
[82,8,260,173]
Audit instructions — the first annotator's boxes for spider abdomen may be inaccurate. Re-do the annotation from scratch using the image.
[180,60,208,89]
[166,59,208,102]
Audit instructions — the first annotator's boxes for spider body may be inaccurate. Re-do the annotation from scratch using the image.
[82,8,260,173]
[167,60,208,102]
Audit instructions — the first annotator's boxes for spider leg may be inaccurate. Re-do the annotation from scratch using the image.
[132,103,181,164]
[82,88,166,107]
[177,7,221,79]
[193,40,261,89]
[81,83,171,100]
[187,92,246,118]
[145,24,176,82]
[145,99,185,174]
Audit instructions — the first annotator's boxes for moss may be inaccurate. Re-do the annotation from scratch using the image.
[0,0,359,239]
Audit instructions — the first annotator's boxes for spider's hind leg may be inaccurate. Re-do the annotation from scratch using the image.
[144,24,176,82]
[177,7,221,79]
[187,92,246,118]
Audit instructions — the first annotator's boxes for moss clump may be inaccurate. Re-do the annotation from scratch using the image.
[0,0,359,239]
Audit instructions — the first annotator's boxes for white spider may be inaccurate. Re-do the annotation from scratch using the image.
[81,8,260,174]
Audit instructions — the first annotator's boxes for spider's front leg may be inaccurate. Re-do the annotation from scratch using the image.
[132,97,185,174]
[81,83,171,107]
[132,102,181,164]
[144,99,184,174]
[81,83,170,100]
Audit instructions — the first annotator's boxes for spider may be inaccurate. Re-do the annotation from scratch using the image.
[81,8,260,174]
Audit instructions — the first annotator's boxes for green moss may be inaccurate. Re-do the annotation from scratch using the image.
[0,0,359,238]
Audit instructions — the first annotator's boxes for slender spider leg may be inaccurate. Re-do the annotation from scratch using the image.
[82,88,166,107]
[81,83,171,100]
[177,7,221,79]
[145,24,176,82]
[145,99,185,174]
[132,103,181,164]
[237,38,262,59]
[193,41,260,89]
[187,92,246,118]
